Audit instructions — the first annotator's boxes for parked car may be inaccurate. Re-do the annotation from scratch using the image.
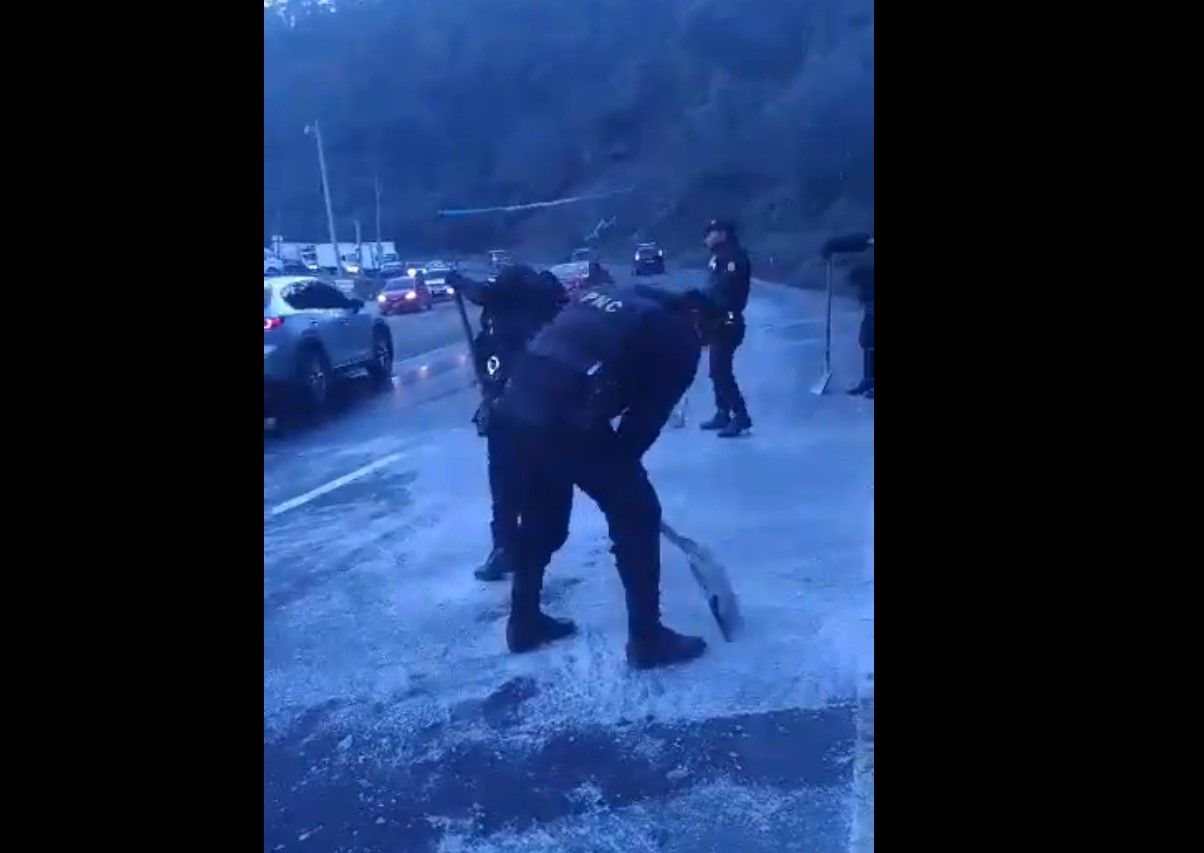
[376,275,433,315]
[632,242,666,275]
[264,276,394,417]
[548,260,615,296]
[489,249,516,272]
[379,251,403,278]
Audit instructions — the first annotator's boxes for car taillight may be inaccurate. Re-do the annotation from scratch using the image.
[264,317,284,331]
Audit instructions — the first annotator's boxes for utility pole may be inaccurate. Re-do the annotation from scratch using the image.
[374,173,383,267]
[305,120,340,273]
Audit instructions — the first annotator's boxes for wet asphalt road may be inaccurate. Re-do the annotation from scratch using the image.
[264,269,873,852]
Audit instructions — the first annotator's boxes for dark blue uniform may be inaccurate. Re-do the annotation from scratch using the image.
[701,239,753,432]
[455,266,567,579]
[849,264,874,395]
[496,283,708,668]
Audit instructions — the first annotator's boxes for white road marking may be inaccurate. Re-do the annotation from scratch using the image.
[269,450,410,516]
[789,313,862,325]
[392,343,464,376]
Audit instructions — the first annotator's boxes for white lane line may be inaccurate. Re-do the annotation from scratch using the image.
[269,450,409,516]
[392,342,465,375]
[788,313,863,325]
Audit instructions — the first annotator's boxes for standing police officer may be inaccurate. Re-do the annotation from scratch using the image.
[698,219,754,438]
[494,282,710,669]
[449,265,567,581]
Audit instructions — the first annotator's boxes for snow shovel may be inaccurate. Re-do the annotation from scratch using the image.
[811,257,834,395]
[670,393,689,429]
[660,520,742,641]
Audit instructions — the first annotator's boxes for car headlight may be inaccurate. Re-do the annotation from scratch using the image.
[377,294,387,303]
[658,250,664,257]
[407,268,417,278]
[447,286,455,294]
[634,253,640,261]
[405,290,417,300]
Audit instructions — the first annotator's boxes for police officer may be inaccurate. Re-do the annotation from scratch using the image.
[494,282,710,669]
[820,233,874,398]
[449,265,568,581]
[698,219,753,437]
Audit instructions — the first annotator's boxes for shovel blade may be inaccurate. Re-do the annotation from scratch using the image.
[660,521,742,641]
[811,369,832,396]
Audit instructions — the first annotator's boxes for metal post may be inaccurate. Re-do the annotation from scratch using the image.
[374,173,383,269]
[824,258,833,373]
[306,121,340,274]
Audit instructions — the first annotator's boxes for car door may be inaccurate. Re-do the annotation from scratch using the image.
[338,288,376,362]
[305,282,364,367]
[282,281,347,367]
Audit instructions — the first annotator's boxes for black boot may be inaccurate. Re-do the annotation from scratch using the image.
[474,547,514,581]
[627,624,708,670]
[700,410,731,431]
[506,561,576,652]
[717,412,752,438]
[507,611,577,653]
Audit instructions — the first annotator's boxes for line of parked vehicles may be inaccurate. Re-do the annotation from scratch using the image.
[265,240,668,424]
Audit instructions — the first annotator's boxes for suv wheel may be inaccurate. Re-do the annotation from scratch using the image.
[295,346,331,416]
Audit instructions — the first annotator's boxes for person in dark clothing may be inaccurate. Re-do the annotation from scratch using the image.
[495,282,710,669]
[820,234,874,397]
[449,265,568,581]
[698,219,754,438]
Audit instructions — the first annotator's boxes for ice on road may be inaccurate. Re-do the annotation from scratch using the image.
[264,278,874,851]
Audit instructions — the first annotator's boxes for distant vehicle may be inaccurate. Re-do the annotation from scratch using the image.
[548,259,615,296]
[379,251,403,278]
[632,242,666,275]
[489,249,515,272]
[423,260,457,300]
[331,277,358,298]
[272,239,318,270]
[315,243,365,275]
[376,275,433,315]
[264,276,394,417]
[264,249,284,276]
[300,247,319,271]
[570,247,597,263]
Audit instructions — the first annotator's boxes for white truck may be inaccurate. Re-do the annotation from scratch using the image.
[314,242,398,275]
[268,239,320,272]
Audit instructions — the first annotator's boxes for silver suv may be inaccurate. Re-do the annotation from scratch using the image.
[264,276,394,416]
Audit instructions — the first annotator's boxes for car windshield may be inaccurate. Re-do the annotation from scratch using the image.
[384,281,414,293]
[637,247,658,259]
